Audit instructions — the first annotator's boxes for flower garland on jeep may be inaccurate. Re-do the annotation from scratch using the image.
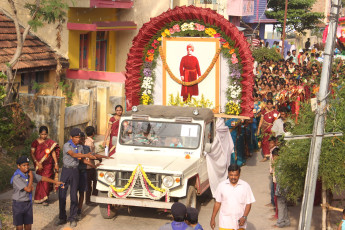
[108,164,170,202]
[140,20,243,115]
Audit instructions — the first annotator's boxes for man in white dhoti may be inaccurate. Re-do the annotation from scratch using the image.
[206,118,234,197]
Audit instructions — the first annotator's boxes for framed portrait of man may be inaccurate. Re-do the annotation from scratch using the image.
[162,37,220,110]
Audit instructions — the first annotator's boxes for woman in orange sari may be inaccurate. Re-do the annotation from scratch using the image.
[30,126,60,205]
[257,100,279,162]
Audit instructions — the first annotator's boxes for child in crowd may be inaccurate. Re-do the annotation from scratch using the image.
[11,156,63,230]
[267,136,277,209]
[185,207,203,230]
[159,202,193,230]
[272,148,291,228]
[77,132,100,219]
[84,126,113,205]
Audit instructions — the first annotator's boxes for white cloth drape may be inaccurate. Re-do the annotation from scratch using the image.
[206,118,234,197]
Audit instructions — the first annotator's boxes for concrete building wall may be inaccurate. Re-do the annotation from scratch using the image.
[65,79,124,107]
[19,94,65,146]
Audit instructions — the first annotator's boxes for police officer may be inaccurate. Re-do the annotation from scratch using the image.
[11,156,63,230]
[56,128,96,228]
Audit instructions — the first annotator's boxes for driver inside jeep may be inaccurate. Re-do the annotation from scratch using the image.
[134,122,159,145]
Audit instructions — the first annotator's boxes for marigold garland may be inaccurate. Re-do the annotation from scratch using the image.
[110,165,139,193]
[159,46,221,86]
[108,164,168,199]
[139,166,166,193]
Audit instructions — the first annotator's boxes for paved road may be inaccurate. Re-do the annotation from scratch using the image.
[1,150,326,230]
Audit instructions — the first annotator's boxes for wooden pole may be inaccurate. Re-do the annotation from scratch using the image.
[281,0,288,56]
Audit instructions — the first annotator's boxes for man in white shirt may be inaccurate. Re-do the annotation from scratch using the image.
[210,164,255,230]
[271,107,288,136]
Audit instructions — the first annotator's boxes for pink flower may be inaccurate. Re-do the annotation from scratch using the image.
[148,49,154,53]
[151,43,157,49]
[195,23,205,31]
[169,28,175,35]
[153,40,159,44]
[220,38,226,43]
[173,24,180,32]
[231,57,238,64]
[232,53,237,58]
[213,33,221,38]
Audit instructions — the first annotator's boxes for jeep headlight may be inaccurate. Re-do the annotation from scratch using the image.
[104,172,115,184]
[162,176,174,188]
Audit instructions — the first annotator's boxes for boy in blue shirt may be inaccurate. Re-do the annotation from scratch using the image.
[186,207,203,230]
[11,156,63,230]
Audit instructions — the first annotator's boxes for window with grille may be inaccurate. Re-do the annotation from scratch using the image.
[96,31,108,71]
[79,33,89,69]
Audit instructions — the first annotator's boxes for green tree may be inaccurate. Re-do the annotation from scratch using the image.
[265,0,324,34]
[251,47,282,63]
[4,0,68,105]
[276,82,345,203]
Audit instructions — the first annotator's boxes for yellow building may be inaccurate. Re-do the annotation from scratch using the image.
[66,4,136,82]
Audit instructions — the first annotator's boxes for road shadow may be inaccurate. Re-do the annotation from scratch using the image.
[243,149,261,167]
[115,206,171,220]
[246,221,256,230]
[40,203,99,230]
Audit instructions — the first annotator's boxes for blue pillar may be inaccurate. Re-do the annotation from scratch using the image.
[259,24,265,40]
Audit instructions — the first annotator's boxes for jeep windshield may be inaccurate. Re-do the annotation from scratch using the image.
[119,120,201,149]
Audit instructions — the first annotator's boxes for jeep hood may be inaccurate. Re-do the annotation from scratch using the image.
[99,152,199,174]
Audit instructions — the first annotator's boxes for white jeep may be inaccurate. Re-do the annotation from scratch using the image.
[91,105,214,219]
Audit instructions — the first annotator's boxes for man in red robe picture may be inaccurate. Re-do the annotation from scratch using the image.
[180,44,201,101]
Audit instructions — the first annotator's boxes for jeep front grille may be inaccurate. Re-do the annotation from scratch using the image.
[116,171,161,198]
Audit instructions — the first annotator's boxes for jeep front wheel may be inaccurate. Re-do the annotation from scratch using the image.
[180,185,197,209]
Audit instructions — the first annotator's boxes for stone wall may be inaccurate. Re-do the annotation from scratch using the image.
[65,79,125,135]
[65,79,125,111]
[19,94,65,146]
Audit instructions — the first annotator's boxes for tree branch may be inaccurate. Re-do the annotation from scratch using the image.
[7,0,23,68]
[7,0,40,67]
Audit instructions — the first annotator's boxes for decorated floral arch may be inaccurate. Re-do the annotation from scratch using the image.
[125,5,254,117]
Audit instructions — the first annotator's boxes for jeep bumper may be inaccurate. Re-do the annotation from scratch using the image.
[91,195,174,209]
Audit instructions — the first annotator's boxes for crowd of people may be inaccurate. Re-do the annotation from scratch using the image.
[250,40,345,228]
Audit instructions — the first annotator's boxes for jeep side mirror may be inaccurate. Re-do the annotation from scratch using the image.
[204,143,212,153]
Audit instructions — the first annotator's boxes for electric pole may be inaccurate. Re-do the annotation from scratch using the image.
[298,0,341,229]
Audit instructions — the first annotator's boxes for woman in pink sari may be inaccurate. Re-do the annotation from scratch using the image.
[103,105,123,156]
[257,100,279,162]
[30,126,60,205]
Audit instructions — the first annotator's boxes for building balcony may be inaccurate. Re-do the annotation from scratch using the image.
[68,0,133,8]
[66,69,125,83]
